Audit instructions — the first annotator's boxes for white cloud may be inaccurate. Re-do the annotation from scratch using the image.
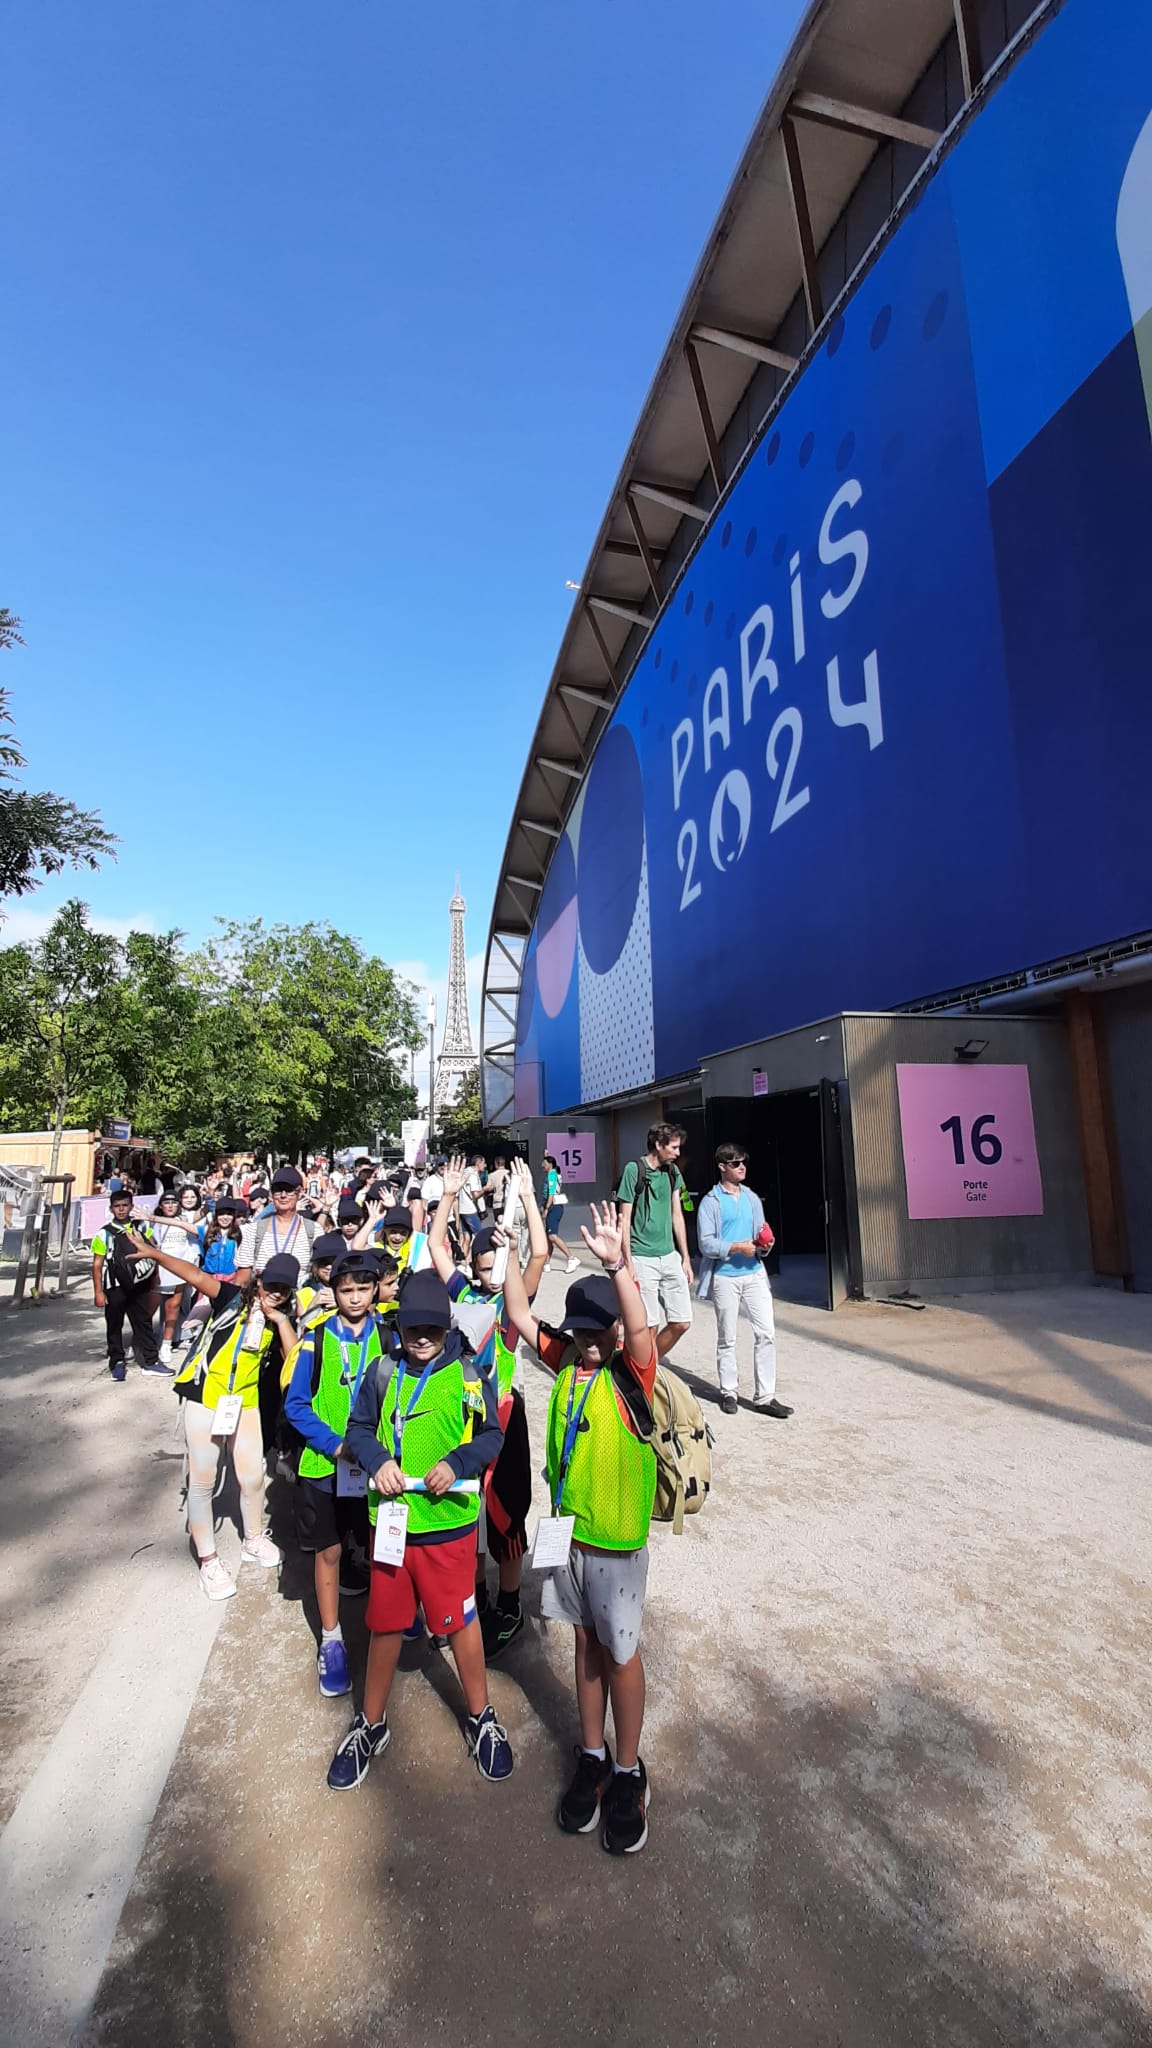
[0,905,158,948]
[393,950,485,1112]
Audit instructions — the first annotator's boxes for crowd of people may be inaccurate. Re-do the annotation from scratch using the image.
[89,1128,792,1857]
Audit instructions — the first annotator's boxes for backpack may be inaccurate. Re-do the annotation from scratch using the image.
[649,1364,713,1534]
[253,1212,316,1268]
[617,1157,679,1237]
[101,1222,156,1294]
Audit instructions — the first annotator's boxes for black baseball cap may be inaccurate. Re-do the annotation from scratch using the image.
[261,1253,300,1290]
[381,1205,412,1235]
[470,1226,497,1261]
[311,1231,345,1265]
[337,1196,363,1224]
[215,1196,248,1219]
[331,1248,380,1284]
[396,1269,451,1331]
[561,1274,620,1331]
[271,1165,303,1191]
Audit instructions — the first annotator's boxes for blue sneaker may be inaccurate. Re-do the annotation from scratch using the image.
[327,1711,390,1791]
[109,1362,127,1383]
[139,1359,175,1378]
[403,1615,425,1641]
[317,1637,351,1698]
[466,1706,514,1781]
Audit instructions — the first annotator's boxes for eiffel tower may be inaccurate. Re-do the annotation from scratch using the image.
[433,880,475,1122]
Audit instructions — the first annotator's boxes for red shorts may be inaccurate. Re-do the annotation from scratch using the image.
[366,1529,479,1638]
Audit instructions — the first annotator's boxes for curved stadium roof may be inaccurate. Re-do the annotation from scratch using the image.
[481,0,1046,1126]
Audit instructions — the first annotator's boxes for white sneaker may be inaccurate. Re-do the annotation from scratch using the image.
[199,1556,237,1601]
[241,1532,281,1570]
[565,1257,580,1273]
[159,1341,173,1364]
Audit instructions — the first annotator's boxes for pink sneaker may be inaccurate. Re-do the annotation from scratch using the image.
[241,1532,281,1570]
[199,1556,237,1601]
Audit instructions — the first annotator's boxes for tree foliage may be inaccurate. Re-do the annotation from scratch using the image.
[0,904,423,1159]
[0,613,116,903]
[436,1062,486,1156]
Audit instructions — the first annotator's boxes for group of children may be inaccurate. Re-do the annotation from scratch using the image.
[119,1155,657,1855]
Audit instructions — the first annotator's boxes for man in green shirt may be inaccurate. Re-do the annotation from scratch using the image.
[617,1123,693,1359]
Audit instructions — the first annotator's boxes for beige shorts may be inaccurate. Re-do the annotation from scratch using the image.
[633,1250,693,1328]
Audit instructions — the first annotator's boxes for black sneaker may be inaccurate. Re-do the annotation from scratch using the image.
[558,1744,614,1834]
[339,1558,369,1597]
[481,1600,524,1659]
[719,1392,738,1416]
[601,1761,650,1855]
[109,1362,127,1383]
[753,1397,794,1419]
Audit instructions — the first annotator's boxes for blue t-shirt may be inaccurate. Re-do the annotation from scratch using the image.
[199,1226,238,1277]
[713,1189,758,1278]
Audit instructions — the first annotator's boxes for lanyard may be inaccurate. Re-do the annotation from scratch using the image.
[552,1368,597,1516]
[334,1318,375,1403]
[271,1215,299,1257]
[225,1309,261,1396]
[391,1355,438,1468]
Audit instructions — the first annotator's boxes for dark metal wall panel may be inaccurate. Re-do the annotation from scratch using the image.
[1102,985,1152,1291]
[700,1017,848,1099]
[843,1014,1092,1292]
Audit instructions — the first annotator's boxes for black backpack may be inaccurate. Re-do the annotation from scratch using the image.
[101,1222,156,1293]
[616,1157,676,1233]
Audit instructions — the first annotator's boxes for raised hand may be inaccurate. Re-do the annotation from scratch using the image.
[442,1154,467,1200]
[579,1201,623,1269]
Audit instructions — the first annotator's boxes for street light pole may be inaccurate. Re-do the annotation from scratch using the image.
[426,996,437,1153]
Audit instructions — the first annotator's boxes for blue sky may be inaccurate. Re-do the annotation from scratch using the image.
[2,0,803,1063]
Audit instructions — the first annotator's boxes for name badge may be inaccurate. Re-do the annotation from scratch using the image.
[337,1459,367,1498]
[212,1394,243,1437]
[374,1500,409,1566]
[531,1513,575,1571]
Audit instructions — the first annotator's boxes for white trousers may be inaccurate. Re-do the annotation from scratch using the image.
[713,1267,777,1402]
[183,1401,266,1559]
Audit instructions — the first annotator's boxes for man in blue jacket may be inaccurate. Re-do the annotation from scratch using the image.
[696,1144,793,1419]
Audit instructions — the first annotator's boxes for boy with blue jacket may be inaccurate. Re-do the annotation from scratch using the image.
[696,1143,792,1419]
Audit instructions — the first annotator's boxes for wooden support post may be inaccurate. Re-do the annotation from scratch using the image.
[1066,992,1132,1282]
[781,115,824,334]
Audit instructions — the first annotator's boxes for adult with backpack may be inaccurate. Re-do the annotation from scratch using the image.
[616,1123,694,1359]
[91,1188,166,1381]
[235,1164,316,1282]
[697,1144,793,1419]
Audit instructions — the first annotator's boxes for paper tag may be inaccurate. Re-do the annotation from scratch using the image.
[212,1394,243,1437]
[337,1459,367,1498]
[374,1499,409,1566]
[531,1514,575,1571]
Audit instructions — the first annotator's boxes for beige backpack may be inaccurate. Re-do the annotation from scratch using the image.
[650,1365,713,1534]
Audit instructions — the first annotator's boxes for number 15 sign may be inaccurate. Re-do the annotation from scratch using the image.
[895,1065,1044,1220]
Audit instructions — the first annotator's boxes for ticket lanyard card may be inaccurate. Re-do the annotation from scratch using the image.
[212,1393,243,1438]
[374,1500,409,1566]
[531,1514,575,1571]
[337,1459,368,1498]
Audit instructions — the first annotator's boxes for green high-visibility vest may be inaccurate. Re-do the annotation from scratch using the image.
[299,1317,383,1482]
[369,1355,484,1538]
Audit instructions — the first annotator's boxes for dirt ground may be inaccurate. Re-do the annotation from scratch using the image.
[2,1271,1151,2047]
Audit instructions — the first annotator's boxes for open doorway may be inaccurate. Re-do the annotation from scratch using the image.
[705,1083,854,1309]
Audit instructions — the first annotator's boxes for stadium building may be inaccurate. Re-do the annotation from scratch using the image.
[481,0,1152,1307]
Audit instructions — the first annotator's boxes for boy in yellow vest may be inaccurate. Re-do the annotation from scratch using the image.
[284,1247,384,1697]
[502,1201,657,1854]
[326,1268,513,1789]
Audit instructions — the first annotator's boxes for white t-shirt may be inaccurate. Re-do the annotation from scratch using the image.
[421,1174,444,1205]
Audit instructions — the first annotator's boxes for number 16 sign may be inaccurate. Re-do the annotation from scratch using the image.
[895,1065,1044,1220]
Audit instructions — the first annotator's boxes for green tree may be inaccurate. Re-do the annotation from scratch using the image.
[0,614,116,903]
[184,919,422,1157]
[0,900,124,1168]
[436,1062,486,1155]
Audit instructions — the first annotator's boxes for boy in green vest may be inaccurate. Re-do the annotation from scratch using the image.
[429,1155,549,1656]
[284,1247,383,1696]
[502,1201,657,1854]
[326,1268,513,1789]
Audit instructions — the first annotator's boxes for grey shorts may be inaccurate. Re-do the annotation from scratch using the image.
[540,1543,649,1664]
[633,1250,693,1328]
